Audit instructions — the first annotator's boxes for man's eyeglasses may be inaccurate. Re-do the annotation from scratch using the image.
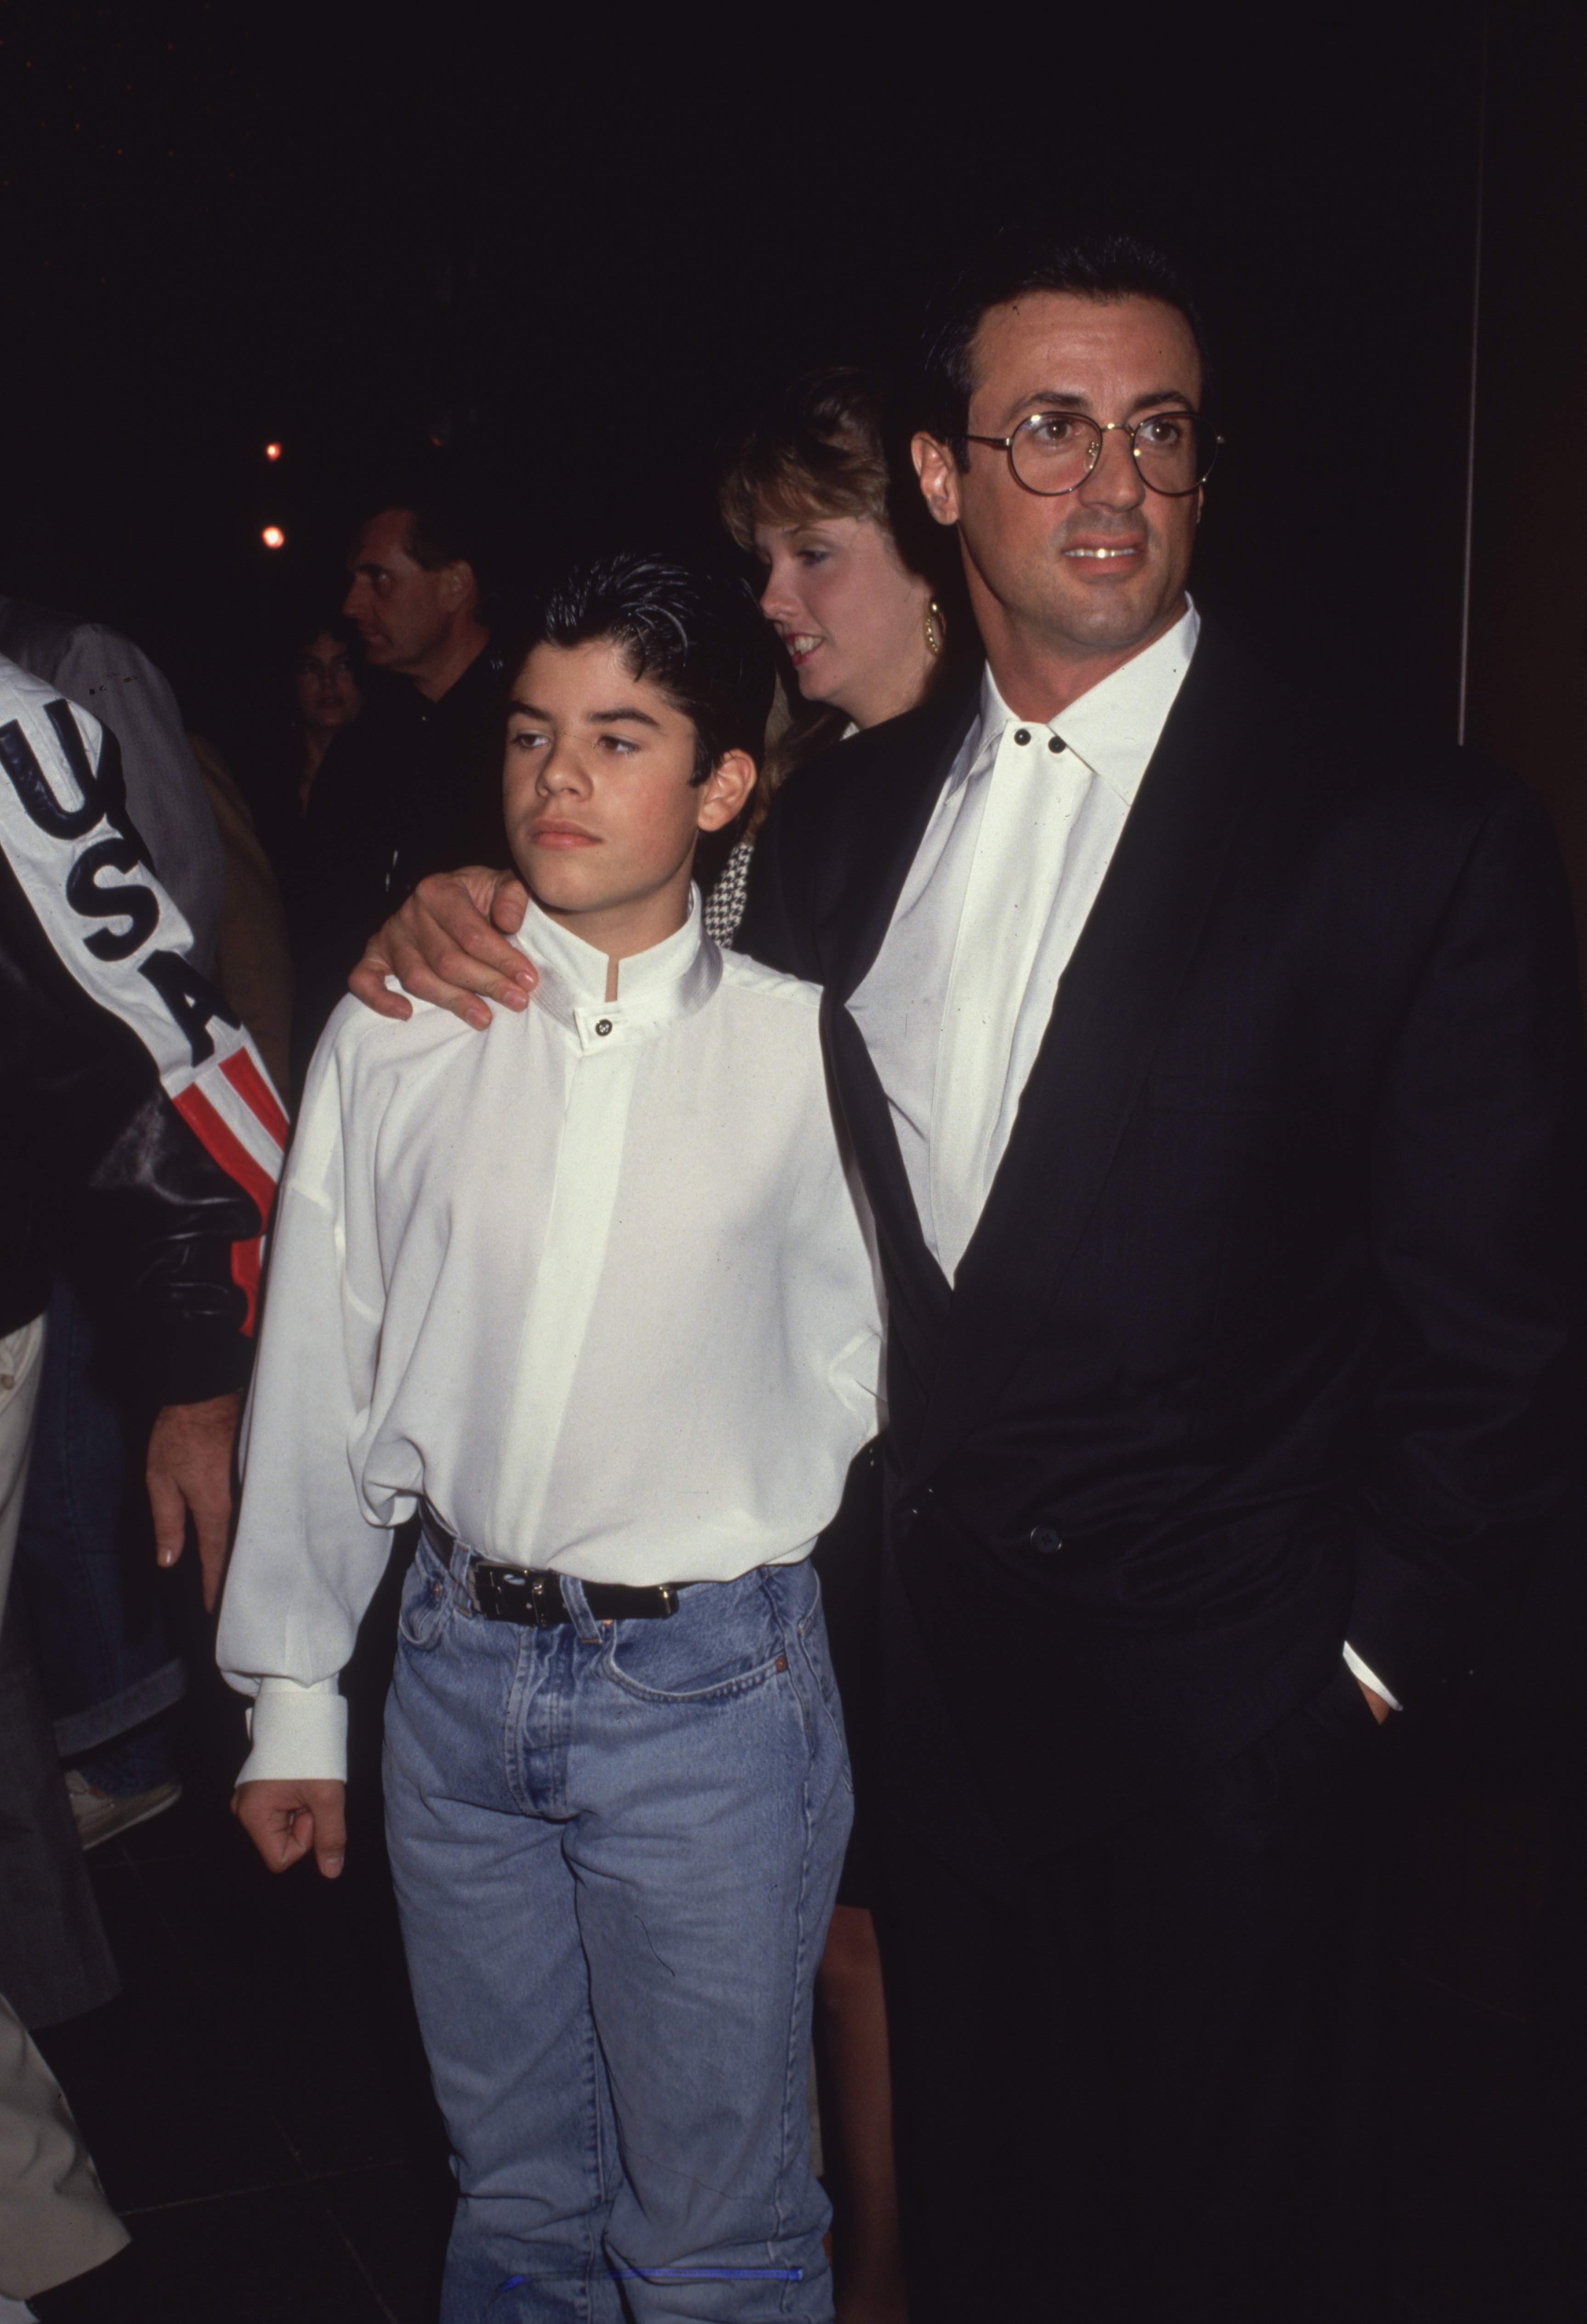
[963,409,1224,498]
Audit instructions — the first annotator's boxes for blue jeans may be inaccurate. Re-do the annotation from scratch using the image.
[384,1530,852,2324]
[13,1277,182,1792]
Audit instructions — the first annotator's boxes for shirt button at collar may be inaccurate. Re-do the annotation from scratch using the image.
[595,1018,613,1037]
[1014,727,1032,746]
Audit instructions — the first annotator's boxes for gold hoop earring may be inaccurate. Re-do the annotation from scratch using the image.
[923,598,944,657]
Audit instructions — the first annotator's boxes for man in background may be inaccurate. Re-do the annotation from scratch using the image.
[288,495,508,1084]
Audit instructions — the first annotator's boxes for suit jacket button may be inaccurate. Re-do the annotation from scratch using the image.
[1031,1526,1064,1555]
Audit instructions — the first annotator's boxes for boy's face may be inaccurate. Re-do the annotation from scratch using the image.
[503,637,752,934]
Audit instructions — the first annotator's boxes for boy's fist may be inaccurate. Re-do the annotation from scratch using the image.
[233,1779,347,1877]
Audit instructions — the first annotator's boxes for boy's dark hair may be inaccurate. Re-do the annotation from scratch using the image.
[537,552,775,787]
[918,227,1213,466]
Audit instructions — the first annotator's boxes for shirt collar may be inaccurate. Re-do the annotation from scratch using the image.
[513,885,722,1052]
[969,596,1200,805]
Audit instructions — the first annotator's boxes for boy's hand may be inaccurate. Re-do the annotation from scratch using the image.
[233,1779,347,1877]
[348,867,536,1030]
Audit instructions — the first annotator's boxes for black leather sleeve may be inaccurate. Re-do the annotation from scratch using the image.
[1,845,266,1400]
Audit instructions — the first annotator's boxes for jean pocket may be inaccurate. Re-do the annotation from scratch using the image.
[396,1538,453,1653]
[601,1576,787,1705]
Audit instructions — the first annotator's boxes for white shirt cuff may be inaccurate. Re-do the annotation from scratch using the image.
[1342,1642,1402,1714]
[236,1678,349,1784]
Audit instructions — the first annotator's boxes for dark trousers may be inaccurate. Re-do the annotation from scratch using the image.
[879,1664,1397,2323]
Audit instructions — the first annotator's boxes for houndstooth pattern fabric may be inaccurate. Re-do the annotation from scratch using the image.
[703,836,755,948]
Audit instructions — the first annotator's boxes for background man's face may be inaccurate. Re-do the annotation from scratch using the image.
[925,292,1204,661]
[342,509,457,673]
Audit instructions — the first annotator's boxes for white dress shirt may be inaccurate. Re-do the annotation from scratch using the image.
[847,603,1399,1713]
[217,890,885,1782]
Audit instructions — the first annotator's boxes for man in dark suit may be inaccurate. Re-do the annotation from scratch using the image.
[346,233,1585,2321]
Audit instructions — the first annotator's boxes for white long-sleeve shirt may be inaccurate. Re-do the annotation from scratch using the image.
[217,891,884,1781]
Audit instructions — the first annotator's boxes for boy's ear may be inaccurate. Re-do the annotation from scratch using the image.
[696,749,757,833]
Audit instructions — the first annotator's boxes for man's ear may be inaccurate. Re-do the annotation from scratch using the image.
[696,749,757,833]
[441,559,478,612]
[913,432,962,530]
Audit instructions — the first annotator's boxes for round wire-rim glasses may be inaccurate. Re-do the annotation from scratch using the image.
[964,408,1224,497]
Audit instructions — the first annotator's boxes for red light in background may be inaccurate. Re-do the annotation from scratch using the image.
[265,442,282,461]
[261,526,286,549]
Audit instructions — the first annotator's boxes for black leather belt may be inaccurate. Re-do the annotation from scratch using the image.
[422,1509,680,1627]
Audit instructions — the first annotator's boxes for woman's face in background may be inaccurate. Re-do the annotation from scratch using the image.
[753,510,936,731]
[295,630,363,737]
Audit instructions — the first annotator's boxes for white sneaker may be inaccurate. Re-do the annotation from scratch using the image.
[65,1770,182,1850]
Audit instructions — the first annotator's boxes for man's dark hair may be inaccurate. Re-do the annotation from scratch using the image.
[535,551,775,787]
[361,491,497,600]
[918,227,1213,466]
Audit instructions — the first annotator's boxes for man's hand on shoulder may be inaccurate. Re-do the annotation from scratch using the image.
[233,1779,347,1877]
[147,1391,240,1612]
[347,867,536,1030]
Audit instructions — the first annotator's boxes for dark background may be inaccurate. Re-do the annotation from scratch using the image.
[1,0,1542,772]
[9,11,1587,2316]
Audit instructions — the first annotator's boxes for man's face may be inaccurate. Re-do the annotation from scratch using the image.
[502,636,748,924]
[915,292,1204,661]
[342,509,459,673]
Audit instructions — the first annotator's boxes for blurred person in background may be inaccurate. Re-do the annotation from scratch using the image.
[0,586,234,1863]
[244,610,366,881]
[288,495,508,1089]
[178,610,368,1105]
[292,615,363,816]
[0,649,282,2318]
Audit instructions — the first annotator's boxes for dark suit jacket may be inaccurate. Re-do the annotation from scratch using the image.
[738,618,1587,1890]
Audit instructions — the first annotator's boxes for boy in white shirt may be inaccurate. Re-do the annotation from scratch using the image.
[218,554,883,2323]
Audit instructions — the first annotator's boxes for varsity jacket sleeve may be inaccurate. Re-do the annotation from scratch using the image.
[47,622,226,969]
[0,655,286,1403]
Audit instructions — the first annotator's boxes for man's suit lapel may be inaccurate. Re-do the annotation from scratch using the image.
[820,684,978,1373]
[828,680,979,1007]
[910,627,1266,1486]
